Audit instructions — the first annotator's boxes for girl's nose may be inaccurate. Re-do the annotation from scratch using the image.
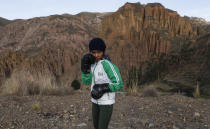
[96,53,100,57]
[93,53,99,57]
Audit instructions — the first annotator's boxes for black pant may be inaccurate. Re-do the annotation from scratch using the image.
[92,102,113,129]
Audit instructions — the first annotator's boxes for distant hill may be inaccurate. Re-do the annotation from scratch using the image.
[0,17,11,26]
[189,17,210,25]
[0,13,105,86]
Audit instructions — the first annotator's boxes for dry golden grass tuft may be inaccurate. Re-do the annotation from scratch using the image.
[193,84,200,99]
[0,69,73,96]
[32,103,41,111]
[127,83,139,96]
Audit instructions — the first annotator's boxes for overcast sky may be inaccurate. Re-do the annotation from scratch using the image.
[0,0,210,21]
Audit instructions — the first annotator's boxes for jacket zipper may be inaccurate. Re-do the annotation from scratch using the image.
[92,62,98,104]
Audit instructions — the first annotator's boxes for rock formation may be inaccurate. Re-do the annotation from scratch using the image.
[0,2,210,96]
[99,3,200,67]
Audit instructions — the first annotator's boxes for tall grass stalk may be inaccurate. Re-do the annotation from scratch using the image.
[193,83,200,99]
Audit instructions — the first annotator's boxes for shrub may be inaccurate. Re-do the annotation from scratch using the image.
[126,66,142,89]
[27,82,40,95]
[127,82,139,96]
[32,103,40,110]
[71,79,81,90]
[0,69,59,96]
[41,87,72,96]
[0,69,73,96]
[142,87,158,97]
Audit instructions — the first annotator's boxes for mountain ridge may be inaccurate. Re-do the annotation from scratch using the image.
[0,2,210,96]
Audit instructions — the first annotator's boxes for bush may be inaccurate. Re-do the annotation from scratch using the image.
[0,69,61,96]
[27,82,40,95]
[71,79,81,90]
[127,83,139,96]
[41,87,72,96]
[142,87,158,97]
[32,103,40,110]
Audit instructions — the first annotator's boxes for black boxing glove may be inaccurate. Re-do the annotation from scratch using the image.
[81,53,95,74]
[91,83,111,99]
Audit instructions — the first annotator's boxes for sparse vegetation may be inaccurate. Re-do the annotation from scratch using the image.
[127,82,139,95]
[32,103,41,110]
[193,83,200,99]
[49,15,65,20]
[142,86,158,97]
[126,66,139,88]
[71,79,81,90]
[27,82,40,95]
[0,69,72,96]
[66,24,80,35]
[0,17,11,26]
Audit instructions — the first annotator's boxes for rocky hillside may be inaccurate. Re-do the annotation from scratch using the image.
[0,2,210,96]
[183,16,210,34]
[100,2,200,67]
[99,2,210,96]
[0,13,102,54]
[0,17,11,27]
[0,13,109,87]
[163,33,210,96]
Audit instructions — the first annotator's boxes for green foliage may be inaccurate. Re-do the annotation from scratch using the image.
[71,79,81,90]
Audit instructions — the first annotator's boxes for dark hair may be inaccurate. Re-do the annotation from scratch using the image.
[89,38,106,52]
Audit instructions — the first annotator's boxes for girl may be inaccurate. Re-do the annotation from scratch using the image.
[81,37,123,129]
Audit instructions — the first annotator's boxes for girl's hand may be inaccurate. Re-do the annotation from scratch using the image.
[81,53,95,74]
[91,83,111,99]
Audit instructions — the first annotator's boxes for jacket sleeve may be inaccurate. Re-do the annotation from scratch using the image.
[82,72,92,85]
[101,60,123,92]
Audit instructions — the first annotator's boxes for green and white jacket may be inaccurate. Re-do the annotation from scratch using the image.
[82,59,123,105]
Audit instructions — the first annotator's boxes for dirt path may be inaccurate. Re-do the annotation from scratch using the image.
[0,89,210,129]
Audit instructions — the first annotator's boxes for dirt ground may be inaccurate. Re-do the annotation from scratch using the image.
[0,89,210,129]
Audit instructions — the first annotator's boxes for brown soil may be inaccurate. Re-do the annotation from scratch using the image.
[0,89,210,129]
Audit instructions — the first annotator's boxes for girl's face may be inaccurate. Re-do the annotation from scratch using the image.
[91,50,103,62]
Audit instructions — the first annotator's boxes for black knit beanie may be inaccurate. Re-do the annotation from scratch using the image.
[89,38,106,52]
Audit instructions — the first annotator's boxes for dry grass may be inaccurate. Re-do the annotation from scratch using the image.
[153,81,173,92]
[193,84,200,99]
[127,83,139,96]
[127,82,160,97]
[41,87,73,96]
[32,103,41,111]
[0,69,73,96]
